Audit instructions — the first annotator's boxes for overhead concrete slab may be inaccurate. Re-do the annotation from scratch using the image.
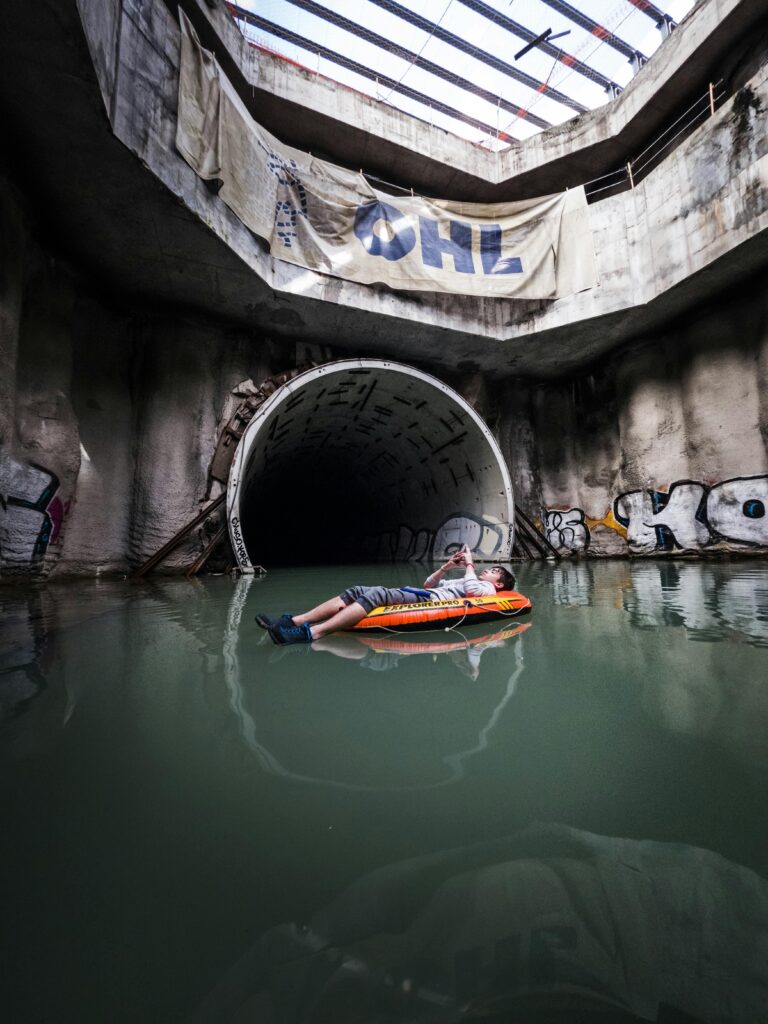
[227,360,514,567]
[1,0,766,380]
[190,0,767,201]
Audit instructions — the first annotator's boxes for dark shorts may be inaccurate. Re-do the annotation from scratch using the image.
[340,585,429,615]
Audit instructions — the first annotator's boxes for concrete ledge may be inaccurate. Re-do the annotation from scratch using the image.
[99,0,767,374]
[185,0,766,200]
[3,0,766,379]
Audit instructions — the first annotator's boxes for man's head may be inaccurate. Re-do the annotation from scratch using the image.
[478,565,516,592]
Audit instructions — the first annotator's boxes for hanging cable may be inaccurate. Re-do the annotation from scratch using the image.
[378,0,455,104]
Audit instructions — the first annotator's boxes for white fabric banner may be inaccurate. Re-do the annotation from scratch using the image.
[176,10,598,300]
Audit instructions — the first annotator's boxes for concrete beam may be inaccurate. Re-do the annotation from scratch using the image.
[102,0,768,375]
[0,0,766,381]
[187,0,766,200]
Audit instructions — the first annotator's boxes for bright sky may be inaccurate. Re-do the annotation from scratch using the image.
[233,0,696,149]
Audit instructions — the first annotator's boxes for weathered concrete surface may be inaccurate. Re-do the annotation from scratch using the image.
[61,297,135,574]
[1,0,766,379]
[0,178,287,578]
[2,0,768,577]
[87,0,768,374]
[186,0,766,201]
[0,242,82,571]
[512,274,768,558]
[0,183,25,454]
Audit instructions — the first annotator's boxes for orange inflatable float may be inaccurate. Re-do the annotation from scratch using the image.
[350,590,532,633]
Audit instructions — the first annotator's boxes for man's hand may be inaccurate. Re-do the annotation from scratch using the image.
[425,547,470,588]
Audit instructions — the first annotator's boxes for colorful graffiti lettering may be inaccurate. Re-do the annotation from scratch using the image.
[0,454,69,563]
[614,481,710,553]
[615,475,768,553]
[706,477,768,545]
[544,475,768,555]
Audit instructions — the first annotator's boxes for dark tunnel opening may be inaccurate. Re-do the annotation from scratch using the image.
[229,361,514,569]
[241,452,382,566]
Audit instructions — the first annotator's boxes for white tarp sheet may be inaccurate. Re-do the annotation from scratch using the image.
[176,10,598,300]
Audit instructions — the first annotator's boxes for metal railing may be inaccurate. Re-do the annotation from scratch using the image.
[584,80,726,200]
[363,80,730,203]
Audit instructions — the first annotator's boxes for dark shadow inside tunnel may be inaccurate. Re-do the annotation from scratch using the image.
[241,452,381,566]
[229,361,514,569]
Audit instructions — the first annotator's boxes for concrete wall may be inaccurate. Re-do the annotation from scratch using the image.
[508,276,768,557]
[68,0,768,377]
[176,0,765,200]
[2,170,768,579]
[2,0,768,577]
[0,180,288,579]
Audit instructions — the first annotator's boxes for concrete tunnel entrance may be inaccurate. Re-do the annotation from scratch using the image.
[227,360,514,568]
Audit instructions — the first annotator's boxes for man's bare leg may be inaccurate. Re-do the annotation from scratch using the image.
[292,596,346,626]
[312,635,368,660]
[309,601,367,639]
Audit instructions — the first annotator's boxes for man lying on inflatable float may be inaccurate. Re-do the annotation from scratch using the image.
[257,547,531,645]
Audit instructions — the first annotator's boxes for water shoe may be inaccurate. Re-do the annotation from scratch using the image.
[268,622,313,645]
[255,612,294,630]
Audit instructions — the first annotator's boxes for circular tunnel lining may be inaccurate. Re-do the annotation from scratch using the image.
[227,359,514,568]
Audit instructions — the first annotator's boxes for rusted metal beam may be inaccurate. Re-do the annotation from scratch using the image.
[185,523,228,578]
[133,493,226,578]
[516,506,561,559]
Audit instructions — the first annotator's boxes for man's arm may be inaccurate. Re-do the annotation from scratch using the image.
[424,550,464,589]
[425,553,495,596]
[456,551,492,595]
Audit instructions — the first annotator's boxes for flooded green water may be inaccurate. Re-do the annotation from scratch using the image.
[2,560,768,1023]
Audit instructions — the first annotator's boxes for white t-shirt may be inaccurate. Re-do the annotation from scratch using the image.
[424,565,495,602]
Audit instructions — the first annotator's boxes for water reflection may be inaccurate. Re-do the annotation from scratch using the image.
[0,582,137,728]
[624,561,768,646]
[223,577,531,789]
[550,561,594,607]
[312,622,531,680]
[0,587,48,723]
[192,822,768,1023]
[543,559,768,647]
[2,563,768,1022]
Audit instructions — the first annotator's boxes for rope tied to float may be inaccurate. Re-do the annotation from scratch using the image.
[444,599,472,633]
[443,598,528,634]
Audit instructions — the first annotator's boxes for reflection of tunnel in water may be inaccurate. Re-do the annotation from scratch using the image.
[227,360,513,567]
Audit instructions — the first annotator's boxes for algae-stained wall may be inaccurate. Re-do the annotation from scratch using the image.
[0,181,284,580]
[509,277,768,558]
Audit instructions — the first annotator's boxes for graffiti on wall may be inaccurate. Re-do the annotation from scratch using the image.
[363,513,507,563]
[543,509,590,554]
[616,476,768,553]
[544,475,768,555]
[0,454,70,563]
[433,514,505,559]
[543,506,627,554]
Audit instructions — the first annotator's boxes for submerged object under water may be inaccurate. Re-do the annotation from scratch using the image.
[350,590,532,633]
